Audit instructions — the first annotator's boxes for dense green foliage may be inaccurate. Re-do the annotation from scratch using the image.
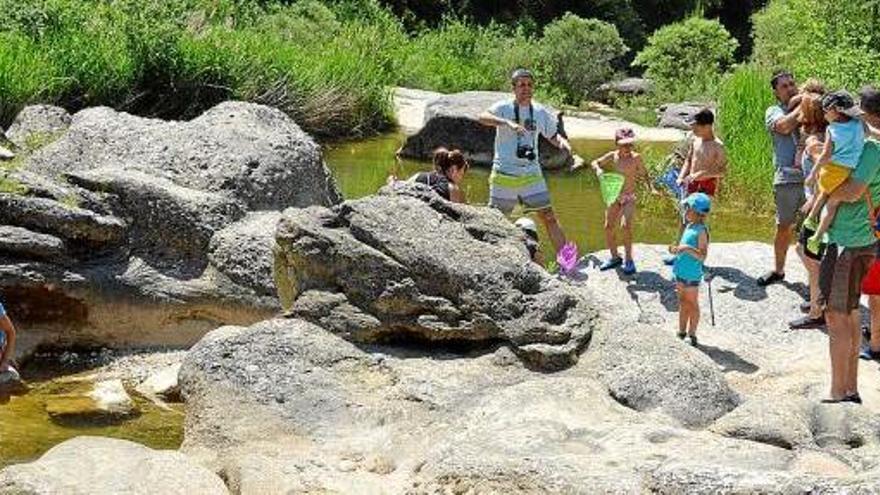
[633,17,738,97]
[540,15,627,104]
[752,0,880,90]
[377,0,730,53]
[0,1,634,137]
[395,20,537,95]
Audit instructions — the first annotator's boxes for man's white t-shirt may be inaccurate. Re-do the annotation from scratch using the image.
[488,100,557,176]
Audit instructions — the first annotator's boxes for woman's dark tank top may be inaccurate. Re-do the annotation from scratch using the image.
[414,171,451,200]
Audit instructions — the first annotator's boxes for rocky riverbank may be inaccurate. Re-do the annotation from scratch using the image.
[1,101,879,494]
[176,186,880,493]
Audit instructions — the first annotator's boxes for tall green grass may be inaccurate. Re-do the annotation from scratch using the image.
[717,65,775,209]
[0,0,400,137]
[0,31,57,123]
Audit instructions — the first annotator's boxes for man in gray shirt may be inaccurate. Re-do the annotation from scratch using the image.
[758,70,805,286]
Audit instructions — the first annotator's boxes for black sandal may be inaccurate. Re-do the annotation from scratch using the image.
[843,394,863,405]
[757,271,785,287]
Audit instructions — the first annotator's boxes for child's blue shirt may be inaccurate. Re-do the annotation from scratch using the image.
[829,119,865,169]
[673,223,707,282]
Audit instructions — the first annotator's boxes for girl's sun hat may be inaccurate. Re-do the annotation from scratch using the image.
[615,128,636,144]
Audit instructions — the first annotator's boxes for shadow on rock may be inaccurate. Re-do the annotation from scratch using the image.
[624,270,679,313]
[708,265,807,303]
[697,343,759,374]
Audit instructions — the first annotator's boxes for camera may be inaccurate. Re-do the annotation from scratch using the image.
[516,144,536,161]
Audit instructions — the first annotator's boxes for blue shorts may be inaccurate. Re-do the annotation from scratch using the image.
[488,171,552,214]
[676,277,701,287]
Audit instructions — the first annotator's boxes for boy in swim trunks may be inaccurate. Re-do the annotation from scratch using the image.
[587,128,656,274]
[803,90,866,254]
[678,108,728,197]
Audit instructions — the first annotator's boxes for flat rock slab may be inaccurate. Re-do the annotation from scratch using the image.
[180,316,880,494]
[0,226,67,262]
[0,436,228,495]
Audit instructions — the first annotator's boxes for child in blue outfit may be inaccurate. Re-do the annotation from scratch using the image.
[669,193,711,346]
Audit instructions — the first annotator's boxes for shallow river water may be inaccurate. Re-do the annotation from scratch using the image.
[0,362,182,467]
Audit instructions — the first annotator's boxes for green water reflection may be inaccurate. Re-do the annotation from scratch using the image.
[0,373,183,467]
[324,133,775,262]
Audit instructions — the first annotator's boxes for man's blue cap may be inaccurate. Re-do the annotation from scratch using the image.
[682,192,712,214]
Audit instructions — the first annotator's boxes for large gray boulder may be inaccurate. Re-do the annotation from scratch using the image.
[398,91,575,170]
[0,436,228,495]
[26,102,341,209]
[274,182,597,370]
[0,102,341,356]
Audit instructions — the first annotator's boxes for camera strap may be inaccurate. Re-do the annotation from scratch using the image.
[512,101,534,128]
[513,101,535,155]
